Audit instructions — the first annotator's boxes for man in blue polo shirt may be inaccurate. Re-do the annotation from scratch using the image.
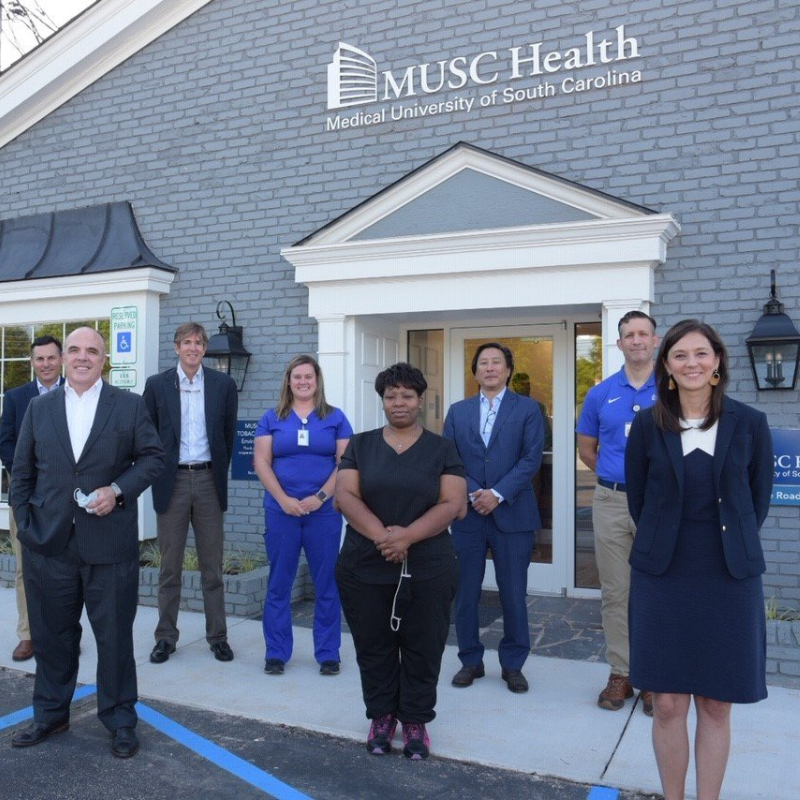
[577,310,658,716]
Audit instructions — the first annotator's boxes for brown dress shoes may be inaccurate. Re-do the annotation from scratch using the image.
[12,639,34,661]
[451,663,485,687]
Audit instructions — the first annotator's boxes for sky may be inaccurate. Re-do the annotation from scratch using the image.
[1,0,97,70]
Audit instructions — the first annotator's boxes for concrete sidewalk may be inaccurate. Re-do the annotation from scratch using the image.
[1,586,798,799]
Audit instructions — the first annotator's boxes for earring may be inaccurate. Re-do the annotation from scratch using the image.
[709,369,721,387]
[668,375,676,390]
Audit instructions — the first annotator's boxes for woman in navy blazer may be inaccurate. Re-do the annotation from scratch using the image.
[625,319,773,800]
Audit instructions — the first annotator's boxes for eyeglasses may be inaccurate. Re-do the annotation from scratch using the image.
[482,408,497,436]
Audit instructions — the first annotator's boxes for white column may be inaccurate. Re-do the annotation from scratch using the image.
[315,314,348,411]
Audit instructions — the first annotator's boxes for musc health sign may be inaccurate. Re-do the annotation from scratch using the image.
[772,428,800,506]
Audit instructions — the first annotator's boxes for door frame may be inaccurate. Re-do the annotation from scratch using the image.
[446,322,571,595]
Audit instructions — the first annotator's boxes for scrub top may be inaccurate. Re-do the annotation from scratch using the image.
[255,407,353,515]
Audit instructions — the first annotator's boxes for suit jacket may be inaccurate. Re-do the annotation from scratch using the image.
[142,366,237,514]
[625,397,773,579]
[443,390,544,533]
[0,377,63,474]
[10,382,165,563]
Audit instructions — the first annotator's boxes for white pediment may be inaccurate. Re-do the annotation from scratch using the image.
[295,142,657,247]
[282,143,680,320]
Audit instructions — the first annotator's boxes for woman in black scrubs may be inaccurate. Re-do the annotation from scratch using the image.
[335,363,466,761]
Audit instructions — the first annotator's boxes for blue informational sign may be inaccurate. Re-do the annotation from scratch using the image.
[771,428,800,505]
[117,331,132,352]
[231,420,259,481]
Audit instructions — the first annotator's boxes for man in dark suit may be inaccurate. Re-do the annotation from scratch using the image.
[443,342,544,694]
[10,327,164,757]
[0,335,63,663]
[143,322,238,665]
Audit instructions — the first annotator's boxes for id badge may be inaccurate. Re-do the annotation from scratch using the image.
[297,430,309,447]
[624,422,631,438]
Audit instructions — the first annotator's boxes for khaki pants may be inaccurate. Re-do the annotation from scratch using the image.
[9,511,31,640]
[592,484,636,676]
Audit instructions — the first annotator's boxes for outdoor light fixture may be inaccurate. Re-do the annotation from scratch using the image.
[204,300,252,391]
[745,270,800,391]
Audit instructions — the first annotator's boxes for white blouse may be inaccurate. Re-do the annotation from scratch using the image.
[681,418,718,456]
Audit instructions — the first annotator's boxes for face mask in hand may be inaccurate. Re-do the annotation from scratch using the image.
[74,488,99,514]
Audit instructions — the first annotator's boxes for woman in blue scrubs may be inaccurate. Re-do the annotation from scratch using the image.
[254,355,353,675]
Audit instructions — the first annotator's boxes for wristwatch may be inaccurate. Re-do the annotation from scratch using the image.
[316,490,329,503]
[111,482,125,507]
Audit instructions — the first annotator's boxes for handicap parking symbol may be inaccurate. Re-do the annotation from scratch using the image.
[117,331,132,352]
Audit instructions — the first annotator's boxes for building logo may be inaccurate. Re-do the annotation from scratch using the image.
[325,26,644,129]
[327,43,378,109]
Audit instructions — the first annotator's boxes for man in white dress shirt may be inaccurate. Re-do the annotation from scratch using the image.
[143,322,238,664]
[10,327,164,757]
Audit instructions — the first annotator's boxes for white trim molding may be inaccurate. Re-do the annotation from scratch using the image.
[284,144,680,320]
[0,0,213,150]
[0,266,176,540]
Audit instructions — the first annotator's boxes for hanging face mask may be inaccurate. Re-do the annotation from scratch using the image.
[390,558,413,632]
[74,488,99,514]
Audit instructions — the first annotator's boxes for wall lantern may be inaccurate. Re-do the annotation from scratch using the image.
[204,300,252,391]
[745,270,800,391]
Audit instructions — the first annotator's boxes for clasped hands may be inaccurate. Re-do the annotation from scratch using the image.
[471,488,500,515]
[376,526,411,563]
[281,495,325,517]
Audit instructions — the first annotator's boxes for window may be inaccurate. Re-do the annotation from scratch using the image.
[0,320,110,503]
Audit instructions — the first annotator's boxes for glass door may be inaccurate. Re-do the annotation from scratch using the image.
[449,325,568,595]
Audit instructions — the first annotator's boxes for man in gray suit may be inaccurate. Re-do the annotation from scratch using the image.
[10,328,164,758]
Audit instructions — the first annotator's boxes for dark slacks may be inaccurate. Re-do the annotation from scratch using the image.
[24,530,139,732]
[451,517,533,671]
[336,561,458,724]
[156,468,227,645]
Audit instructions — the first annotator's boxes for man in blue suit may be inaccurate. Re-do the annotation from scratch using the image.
[443,342,544,693]
[0,334,63,662]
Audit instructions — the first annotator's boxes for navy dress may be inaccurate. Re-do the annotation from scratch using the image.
[629,446,767,703]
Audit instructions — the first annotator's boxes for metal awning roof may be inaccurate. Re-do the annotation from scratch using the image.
[0,201,176,282]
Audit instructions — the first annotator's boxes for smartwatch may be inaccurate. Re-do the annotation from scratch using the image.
[316,490,329,503]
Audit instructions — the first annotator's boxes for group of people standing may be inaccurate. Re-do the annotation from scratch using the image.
[2,314,774,796]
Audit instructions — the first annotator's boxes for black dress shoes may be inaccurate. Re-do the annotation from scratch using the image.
[451,662,485,687]
[11,720,69,748]
[150,639,176,664]
[111,727,140,759]
[501,668,529,693]
[210,641,234,662]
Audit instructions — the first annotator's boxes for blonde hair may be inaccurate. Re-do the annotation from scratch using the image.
[275,355,332,420]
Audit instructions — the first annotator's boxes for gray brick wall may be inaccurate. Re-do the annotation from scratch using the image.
[1,0,798,602]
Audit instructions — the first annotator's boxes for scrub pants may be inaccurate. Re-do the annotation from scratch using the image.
[263,510,342,664]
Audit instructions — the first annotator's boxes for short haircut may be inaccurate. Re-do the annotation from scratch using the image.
[617,310,657,336]
[471,342,514,385]
[173,322,208,345]
[374,363,427,397]
[31,335,62,354]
